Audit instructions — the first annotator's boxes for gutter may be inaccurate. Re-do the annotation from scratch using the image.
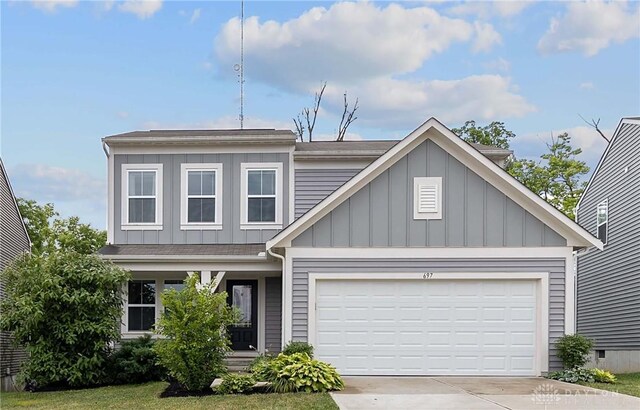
[99,254,269,263]
[267,248,286,348]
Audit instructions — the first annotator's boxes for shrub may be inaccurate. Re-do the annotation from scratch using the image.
[0,253,129,390]
[282,341,314,358]
[108,335,166,385]
[216,373,256,394]
[591,368,616,384]
[248,353,275,377]
[255,353,344,393]
[154,274,238,392]
[548,367,595,383]
[556,334,594,369]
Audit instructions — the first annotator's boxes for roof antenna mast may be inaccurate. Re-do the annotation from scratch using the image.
[239,0,245,129]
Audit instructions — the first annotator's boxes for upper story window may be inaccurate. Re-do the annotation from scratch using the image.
[596,199,608,244]
[122,164,163,230]
[180,163,223,230]
[241,163,283,230]
[413,177,443,220]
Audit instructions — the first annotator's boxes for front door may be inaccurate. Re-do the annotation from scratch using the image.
[226,280,258,350]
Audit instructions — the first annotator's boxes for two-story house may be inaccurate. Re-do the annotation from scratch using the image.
[100,118,601,376]
[576,117,640,373]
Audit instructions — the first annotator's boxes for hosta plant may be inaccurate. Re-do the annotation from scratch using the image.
[591,368,616,384]
[548,367,595,383]
[272,353,344,393]
[216,373,256,394]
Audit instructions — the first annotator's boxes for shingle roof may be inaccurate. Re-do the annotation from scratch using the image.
[99,244,265,257]
[103,129,297,146]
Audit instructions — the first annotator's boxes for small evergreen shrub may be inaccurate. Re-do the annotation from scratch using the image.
[591,368,616,384]
[216,373,256,394]
[282,341,314,358]
[556,334,594,369]
[108,335,166,384]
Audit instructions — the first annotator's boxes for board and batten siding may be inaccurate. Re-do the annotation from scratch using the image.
[291,258,566,371]
[294,169,360,218]
[113,153,290,245]
[577,122,640,350]
[265,276,282,353]
[0,163,30,387]
[292,140,566,248]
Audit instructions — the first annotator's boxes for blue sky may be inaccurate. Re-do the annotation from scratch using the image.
[2,0,639,228]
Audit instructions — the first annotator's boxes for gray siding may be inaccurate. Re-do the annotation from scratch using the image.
[292,258,566,371]
[114,153,290,244]
[265,277,282,352]
[0,163,30,381]
[292,140,566,247]
[577,122,640,350]
[294,169,360,218]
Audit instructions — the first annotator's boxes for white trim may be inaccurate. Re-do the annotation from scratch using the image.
[240,162,283,229]
[288,151,295,224]
[112,261,282,272]
[577,117,639,209]
[110,145,295,155]
[294,160,372,170]
[121,164,163,230]
[180,163,223,230]
[267,118,602,250]
[0,159,32,248]
[258,276,266,352]
[413,176,442,220]
[307,271,549,375]
[213,271,226,291]
[286,246,574,259]
[107,150,115,243]
[564,247,576,335]
[596,198,608,245]
[283,252,293,345]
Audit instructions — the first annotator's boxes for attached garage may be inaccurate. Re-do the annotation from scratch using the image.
[308,273,548,376]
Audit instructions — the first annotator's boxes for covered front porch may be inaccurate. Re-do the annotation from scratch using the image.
[99,244,283,354]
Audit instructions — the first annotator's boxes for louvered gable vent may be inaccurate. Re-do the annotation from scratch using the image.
[413,177,442,220]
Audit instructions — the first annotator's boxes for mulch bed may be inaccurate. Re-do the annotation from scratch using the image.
[160,381,270,398]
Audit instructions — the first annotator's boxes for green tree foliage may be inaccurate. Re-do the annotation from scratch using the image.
[555,334,594,369]
[108,335,166,385]
[452,120,515,150]
[154,274,238,392]
[17,198,106,256]
[0,253,130,389]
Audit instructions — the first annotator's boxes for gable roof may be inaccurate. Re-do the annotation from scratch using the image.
[576,117,640,211]
[267,117,602,250]
[0,158,31,248]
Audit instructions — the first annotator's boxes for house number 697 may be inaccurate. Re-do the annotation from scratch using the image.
[423,272,434,279]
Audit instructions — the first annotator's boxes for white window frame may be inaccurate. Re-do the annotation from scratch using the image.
[240,162,283,230]
[121,164,163,230]
[180,163,223,230]
[596,199,608,245]
[413,176,442,220]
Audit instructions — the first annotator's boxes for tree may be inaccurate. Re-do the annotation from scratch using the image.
[336,91,359,142]
[452,120,515,150]
[17,198,106,256]
[0,253,130,389]
[154,274,238,391]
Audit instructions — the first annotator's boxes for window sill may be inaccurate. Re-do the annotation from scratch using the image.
[240,223,283,230]
[121,331,162,339]
[180,224,223,231]
[121,224,163,231]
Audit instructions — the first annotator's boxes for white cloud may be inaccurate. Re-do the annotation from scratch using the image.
[538,1,640,56]
[472,21,502,53]
[118,0,162,19]
[579,82,594,90]
[30,0,78,12]
[449,1,532,19]
[483,57,511,73]
[215,2,529,128]
[190,8,201,24]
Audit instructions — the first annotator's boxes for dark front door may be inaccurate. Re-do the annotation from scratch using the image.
[226,280,258,351]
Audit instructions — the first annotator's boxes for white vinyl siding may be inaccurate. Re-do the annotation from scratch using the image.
[180,163,223,230]
[121,164,163,230]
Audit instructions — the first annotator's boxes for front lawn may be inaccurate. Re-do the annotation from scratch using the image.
[581,372,640,398]
[0,382,339,410]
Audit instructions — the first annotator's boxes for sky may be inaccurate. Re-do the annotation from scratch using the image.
[1,0,639,229]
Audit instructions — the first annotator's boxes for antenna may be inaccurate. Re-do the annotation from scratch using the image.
[239,0,245,129]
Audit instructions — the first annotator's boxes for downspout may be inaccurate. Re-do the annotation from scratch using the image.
[102,141,111,243]
[267,248,286,349]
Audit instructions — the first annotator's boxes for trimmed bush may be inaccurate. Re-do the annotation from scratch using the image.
[154,274,238,392]
[556,334,594,369]
[282,341,314,358]
[108,335,166,385]
[216,373,256,394]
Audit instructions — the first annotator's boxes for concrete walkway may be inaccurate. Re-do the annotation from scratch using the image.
[331,377,640,410]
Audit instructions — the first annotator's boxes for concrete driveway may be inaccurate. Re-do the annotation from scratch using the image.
[331,377,640,410]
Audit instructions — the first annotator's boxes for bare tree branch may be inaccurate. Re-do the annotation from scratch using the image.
[336,92,359,141]
[293,115,305,142]
[304,82,326,142]
[579,114,609,142]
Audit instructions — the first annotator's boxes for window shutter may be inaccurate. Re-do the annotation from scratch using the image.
[414,177,442,220]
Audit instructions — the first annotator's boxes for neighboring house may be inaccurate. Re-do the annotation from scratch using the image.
[0,159,31,391]
[576,117,640,373]
[100,118,601,376]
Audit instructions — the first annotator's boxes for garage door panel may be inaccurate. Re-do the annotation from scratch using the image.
[314,279,538,376]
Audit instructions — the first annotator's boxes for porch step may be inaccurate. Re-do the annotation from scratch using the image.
[224,353,257,373]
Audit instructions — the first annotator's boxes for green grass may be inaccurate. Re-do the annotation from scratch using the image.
[0,382,339,410]
[582,372,640,398]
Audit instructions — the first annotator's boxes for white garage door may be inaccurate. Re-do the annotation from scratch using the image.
[314,279,538,376]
